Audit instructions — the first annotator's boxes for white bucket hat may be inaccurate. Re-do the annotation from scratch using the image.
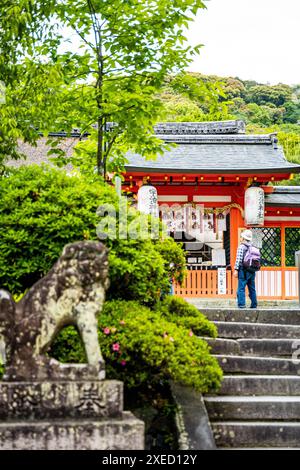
[241,229,253,241]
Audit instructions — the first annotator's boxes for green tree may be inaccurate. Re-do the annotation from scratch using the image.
[235,102,284,126]
[0,59,74,174]
[245,84,292,107]
[283,101,300,124]
[198,74,246,100]
[159,72,233,122]
[0,0,207,176]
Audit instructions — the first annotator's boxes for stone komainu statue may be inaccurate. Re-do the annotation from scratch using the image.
[0,241,109,381]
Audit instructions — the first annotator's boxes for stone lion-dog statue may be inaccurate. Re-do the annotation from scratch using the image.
[0,241,109,381]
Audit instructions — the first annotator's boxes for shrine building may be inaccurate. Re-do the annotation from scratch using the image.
[123,120,300,300]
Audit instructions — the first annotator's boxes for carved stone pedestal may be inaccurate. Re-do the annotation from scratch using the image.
[0,380,144,450]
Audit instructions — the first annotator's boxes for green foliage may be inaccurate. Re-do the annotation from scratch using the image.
[283,101,300,124]
[50,300,222,392]
[48,326,87,364]
[0,165,115,293]
[0,164,185,305]
[228,80,299,127]
[0,59,70,172]
[160,73,300,129]
[236,102,285,126]
[277,131,300,164]
[160,73,233,122]
[0,0,207,175]
[244,84,293,107]
[246,123,300,167]
[154,238,186,285]
[158,296,217,338]
[124,381,179,450]
[2,165,211,393]
[219,77,246,100]
[107,238,168,305]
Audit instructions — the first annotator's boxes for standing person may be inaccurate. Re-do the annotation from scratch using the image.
[233,230,258,309]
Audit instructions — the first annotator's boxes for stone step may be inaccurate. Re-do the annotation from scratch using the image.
[0,412,144,450]
[201,309,300,325]
[212,422,300,448]
[205,396,300,421]
[214,321,300,339]
[238,338,299,357]
[217,375,300,396]
[203,337,300,357]
[187,298,299,309]
[215,355,300,375]
[201,337,240,355]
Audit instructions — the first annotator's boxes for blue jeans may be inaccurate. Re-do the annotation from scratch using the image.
[237,269,257,308]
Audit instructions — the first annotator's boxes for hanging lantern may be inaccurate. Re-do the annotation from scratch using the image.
[137,184,159,218]
[244,186,265,226]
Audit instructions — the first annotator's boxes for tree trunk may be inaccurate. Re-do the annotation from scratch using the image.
[97,116,103,176]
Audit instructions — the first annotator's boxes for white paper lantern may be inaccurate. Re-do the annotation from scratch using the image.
[244,186,265,226]
[137,185,159,218]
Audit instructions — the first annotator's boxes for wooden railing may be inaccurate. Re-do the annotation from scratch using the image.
[174,267,299,299]
[174,269,235,298]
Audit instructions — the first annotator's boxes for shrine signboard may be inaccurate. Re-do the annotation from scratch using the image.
[218,267,227,295]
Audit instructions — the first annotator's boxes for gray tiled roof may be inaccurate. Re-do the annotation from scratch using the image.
[152,120,246,135]
[107,119,246,135]
[126,135,300,174]
[11,122,300,176]
[12,138,77,168]
[266,186,300,207]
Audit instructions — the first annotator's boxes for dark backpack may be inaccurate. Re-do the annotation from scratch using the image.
[243,245,261,273]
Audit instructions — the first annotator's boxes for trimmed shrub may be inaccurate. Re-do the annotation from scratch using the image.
[0,165,116,294]
[0,165,185,305]
[154,237,186,285]
[158,296,217,338]
[50,300,222,393]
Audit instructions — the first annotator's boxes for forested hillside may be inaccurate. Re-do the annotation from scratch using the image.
[159,73,300,184]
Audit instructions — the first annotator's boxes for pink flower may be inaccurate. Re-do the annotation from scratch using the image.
[103,327,110,335]
[169,337,174,342]
[189,330,194,337]
[112,343,120,352]
[163,332,168,339]
[119,320,126,326]
[120,360,126,367]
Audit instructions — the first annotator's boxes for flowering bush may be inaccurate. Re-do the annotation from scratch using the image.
[50,300,222,392]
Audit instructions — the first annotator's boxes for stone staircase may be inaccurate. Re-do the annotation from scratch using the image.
[201,308,300,449]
